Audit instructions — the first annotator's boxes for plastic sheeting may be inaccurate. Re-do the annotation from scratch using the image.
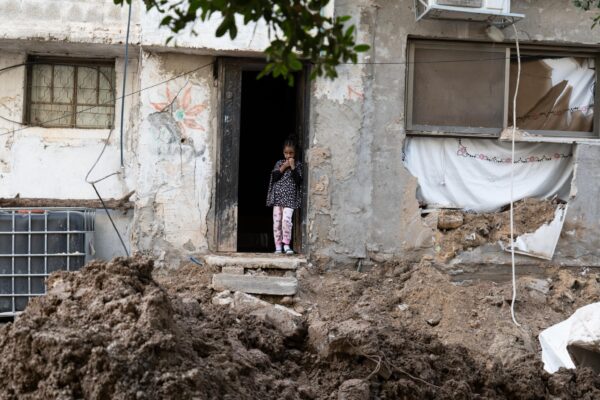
[403,137,574,212]
[539,302,600,374]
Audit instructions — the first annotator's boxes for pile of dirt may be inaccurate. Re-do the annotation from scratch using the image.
[0,256,598,399]
[433,198,560,261]
[0,257,292,399]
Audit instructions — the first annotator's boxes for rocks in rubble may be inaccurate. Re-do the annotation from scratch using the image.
[485,295,504,307]
[522,278,550,295]
[437,210,464,230]
[426,315,442,327]
[337,379,370,400]
[280,296,294,306]
[212,290,234,306]
[307,318,372,358]
[212,291,306,340]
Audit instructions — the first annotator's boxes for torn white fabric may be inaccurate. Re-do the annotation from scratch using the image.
[509,57,595,132]
[540,318,577,373]
[403,137,574,212]
[539,302,600,373]
[544,57,595,116]
[507,204,568,260]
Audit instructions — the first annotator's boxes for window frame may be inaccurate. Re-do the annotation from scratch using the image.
[406,40,600,139]
[25,56,117,129]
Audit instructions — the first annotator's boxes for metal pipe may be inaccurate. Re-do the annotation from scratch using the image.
[119,0,133,168]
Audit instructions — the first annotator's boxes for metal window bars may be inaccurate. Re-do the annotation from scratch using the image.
[0,208,95,317]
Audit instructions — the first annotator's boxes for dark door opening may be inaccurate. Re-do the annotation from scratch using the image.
[237,71,298,252]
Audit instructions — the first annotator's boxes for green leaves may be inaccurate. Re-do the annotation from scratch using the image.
[573,0,600,28]
[354,44,370,52]
[573,0,600,10]
[112,0,369,82]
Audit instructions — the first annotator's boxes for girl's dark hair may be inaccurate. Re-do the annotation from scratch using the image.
[283,137,297,151]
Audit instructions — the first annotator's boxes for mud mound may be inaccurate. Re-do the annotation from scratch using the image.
[0,257,293,400]
[0,257,598,399]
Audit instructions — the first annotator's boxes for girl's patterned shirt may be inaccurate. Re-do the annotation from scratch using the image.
[266,160,303,209]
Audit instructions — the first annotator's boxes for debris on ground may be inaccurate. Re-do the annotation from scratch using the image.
[0,256,599,399]
[433,198,561,261]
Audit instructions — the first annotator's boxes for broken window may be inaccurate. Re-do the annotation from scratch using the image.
[509,55,595,136]
[406,40,599,138]
[26,57,116,129]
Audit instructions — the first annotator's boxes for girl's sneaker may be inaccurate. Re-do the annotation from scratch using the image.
[274,248,283,254]
[283,245,294,255]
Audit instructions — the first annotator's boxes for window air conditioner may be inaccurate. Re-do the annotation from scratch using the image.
[415,0,524,27]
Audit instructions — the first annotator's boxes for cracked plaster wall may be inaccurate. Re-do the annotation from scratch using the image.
[132,52,215,266]
[307,0,600,267]
[0,49,138,260]
[0,0,270,56]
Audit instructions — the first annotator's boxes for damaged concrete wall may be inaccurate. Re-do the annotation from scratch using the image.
[0,53,138,199]
[0,0,271,55]
[0,48,138,260]
[552,144,600,267]
[307,0,600,268]
[132,52,216,264]
[0,0,141,46]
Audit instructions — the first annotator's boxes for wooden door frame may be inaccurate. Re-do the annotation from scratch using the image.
[214,57,310,253]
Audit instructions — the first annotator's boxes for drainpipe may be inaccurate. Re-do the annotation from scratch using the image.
[119,0,133,169]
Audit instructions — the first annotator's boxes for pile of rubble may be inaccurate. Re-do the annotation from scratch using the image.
[0,256,598,399]
[431,198,560,261]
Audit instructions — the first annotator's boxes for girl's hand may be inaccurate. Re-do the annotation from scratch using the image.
[279,160,290,172]
[288,158,295,169]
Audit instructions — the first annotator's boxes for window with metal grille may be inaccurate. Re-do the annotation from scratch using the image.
[26,57,116,129]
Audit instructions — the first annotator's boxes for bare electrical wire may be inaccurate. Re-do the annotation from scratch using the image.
[509,23,522,328]
[0,61,215,137]
[84,128,129,256]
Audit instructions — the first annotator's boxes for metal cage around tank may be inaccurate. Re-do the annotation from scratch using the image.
[0,208,95,316]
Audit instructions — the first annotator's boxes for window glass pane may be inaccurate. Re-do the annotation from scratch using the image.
[30,103,72,127]
[412,46,506,129]
[509,56,594,133]
[77,66,99,104]
[76,105,114,128]
[53,65,74,103]
[31,65,52,102]
[98,66,115,104]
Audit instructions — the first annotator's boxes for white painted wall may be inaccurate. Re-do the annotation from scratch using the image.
[0,0,140,45]
[141,11,271,53]
[0,0,270,54]
[0,49,139,261]
[0,54,138,200]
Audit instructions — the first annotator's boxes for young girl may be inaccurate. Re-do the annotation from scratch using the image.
[266,139,302,254]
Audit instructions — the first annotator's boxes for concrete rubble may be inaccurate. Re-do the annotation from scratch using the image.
[212,290,305,340]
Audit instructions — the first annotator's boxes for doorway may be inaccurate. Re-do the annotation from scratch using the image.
[215,59,308,253]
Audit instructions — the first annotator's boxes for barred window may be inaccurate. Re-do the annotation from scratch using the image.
[26,57,116,129]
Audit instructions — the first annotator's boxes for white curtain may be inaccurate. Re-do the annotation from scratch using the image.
[404,137,574,212]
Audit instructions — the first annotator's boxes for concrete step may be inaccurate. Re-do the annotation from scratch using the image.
[203,253,306,270]
[212,273,298,296]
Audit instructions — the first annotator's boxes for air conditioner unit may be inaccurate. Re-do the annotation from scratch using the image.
[0,208,95,317]
[415,0,524,27]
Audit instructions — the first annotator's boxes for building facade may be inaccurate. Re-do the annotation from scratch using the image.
[0,0,598,270]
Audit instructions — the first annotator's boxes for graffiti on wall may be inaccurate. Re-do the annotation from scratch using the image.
[150,81,208,135]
